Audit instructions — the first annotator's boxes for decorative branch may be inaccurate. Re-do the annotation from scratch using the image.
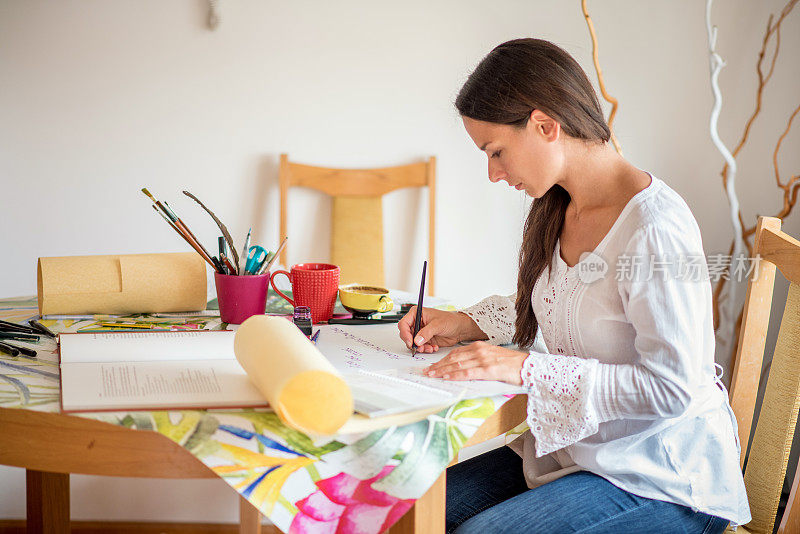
[708,0,799,371]
[183,190,239,272]
[581,0,623,155]
[719,0,798,201]
[721,0,798,251]
[773,104,800,217]
[705,0,746,357]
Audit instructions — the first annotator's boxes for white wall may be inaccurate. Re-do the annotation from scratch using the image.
[1,0,798,524]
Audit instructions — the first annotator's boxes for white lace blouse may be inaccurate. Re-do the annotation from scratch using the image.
[462,175,751,525]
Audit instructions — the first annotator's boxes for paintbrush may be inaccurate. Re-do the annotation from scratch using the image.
[162,201,216,264]
[150,204,217,270]
[142,188,218,270]
[142,188,216,264]
[142,188,175,221]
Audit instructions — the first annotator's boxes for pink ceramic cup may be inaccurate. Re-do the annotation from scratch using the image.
[214,272,269,324]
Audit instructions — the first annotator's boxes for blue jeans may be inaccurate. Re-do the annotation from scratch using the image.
[446,446,730,533]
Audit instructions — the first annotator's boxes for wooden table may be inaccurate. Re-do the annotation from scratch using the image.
[388,394,527,533]
[0,396,527,534]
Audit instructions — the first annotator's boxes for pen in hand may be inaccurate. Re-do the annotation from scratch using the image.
[410,260,427,356]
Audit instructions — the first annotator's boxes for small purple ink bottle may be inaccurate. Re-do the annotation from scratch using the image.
[293,306,313,337]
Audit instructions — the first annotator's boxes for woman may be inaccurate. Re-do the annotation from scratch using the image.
[398,39,749,533]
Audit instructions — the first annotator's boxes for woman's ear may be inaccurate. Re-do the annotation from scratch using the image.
[530,109,560,142]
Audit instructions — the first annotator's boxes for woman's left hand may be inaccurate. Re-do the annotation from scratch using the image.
[423,341,529,386]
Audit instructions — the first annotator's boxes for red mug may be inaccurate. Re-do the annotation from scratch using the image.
[270,263,340,324]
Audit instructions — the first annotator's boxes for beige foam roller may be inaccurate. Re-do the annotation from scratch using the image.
[234,315,353,435]
[37,252,207,316]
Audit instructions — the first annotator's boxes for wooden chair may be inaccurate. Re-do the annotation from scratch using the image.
[279,154,436,294]
[727,216,800,533]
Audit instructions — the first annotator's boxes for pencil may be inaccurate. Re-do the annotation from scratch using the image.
[98,322,154,329]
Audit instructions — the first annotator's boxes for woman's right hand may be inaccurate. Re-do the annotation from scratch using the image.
[398,307,488,353]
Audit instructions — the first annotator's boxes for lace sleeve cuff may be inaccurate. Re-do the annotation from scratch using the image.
[521,351,603,457]
[460,294,516,345]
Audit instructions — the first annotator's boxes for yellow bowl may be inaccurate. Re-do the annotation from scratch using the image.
[338,284,394,317]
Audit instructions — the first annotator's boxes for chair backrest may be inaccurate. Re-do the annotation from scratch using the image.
[279,154,436,294]
[727,216,800,533]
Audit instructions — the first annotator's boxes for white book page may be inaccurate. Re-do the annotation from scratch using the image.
[316,325,525,410]
[343,369,456,417]
[314,324,455,372]
[60,359,265,412]
[59,330,236,363]
[372,366,526,398]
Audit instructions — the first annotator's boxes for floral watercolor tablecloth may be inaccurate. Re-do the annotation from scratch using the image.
[0,296,518,533]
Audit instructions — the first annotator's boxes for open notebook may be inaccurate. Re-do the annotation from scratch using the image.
[59,327,524,419]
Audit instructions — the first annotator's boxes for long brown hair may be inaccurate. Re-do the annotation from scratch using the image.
[455,38,610,348]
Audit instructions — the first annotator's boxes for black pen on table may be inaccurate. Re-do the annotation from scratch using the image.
[28,319,56,338]
[0,319,39,334]
[410,260,427,356]
[0,331,39,342]
[0,341,37,358]
[0,342,20,357]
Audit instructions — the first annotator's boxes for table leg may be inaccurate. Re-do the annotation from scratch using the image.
[389,470,446,534]
[25,469,69,534]
[239,495,263,534]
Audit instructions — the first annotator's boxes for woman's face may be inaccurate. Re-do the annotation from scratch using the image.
[462,112,564,198]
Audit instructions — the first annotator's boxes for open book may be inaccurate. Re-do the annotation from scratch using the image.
[59,331,264,412]
[59,324,525,427]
